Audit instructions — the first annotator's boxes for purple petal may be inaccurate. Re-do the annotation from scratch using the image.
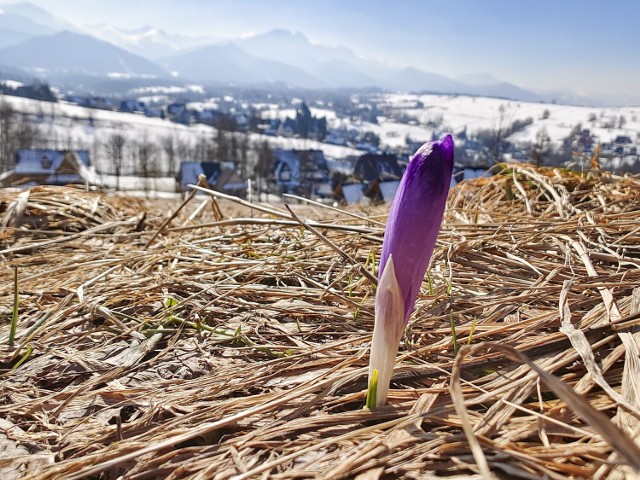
[379,133,454,322]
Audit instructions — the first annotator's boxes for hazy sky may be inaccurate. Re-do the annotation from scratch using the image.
[6,0,640,98]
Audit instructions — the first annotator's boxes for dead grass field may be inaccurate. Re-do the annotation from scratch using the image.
[2,164,640,479]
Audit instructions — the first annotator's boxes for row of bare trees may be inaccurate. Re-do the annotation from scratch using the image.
[0,99,46,172]
[100,129,274,192]
[0,96,274,194]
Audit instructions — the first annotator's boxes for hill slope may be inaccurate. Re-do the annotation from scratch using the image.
[0,30,169,76]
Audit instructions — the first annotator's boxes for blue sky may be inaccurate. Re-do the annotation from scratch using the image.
[6,0,640,99]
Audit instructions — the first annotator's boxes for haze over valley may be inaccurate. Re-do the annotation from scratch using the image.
[0,1,638,197]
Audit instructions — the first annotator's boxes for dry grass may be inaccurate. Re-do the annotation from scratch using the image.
[2,163,640,479]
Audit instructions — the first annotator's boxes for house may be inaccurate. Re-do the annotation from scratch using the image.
[167,103,187,116]
[0,81,57,102]
[177,161,246,197]
[353,154,403,182]
[65,95,90,106]
[265,119,281,136]
[613,135,633,145]
[279,118,295,137]
[287,102,327,140]
[350,153,404,203]
[177,161,220,191]
[272,149,332,198]
[196,108,223,125]
[215,167,246,195]
[15,83,57,102]
[144,106,164,118]
[333,181,367,205]
[167,103,197,125]
[119,100,146,114]
[234,113,249,131]
[87,97,115,111]
[0,149,91,187]
[67,95,119,112]
[325,131,348,146]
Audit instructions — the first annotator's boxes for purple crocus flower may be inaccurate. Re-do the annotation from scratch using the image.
[367,134,454,408]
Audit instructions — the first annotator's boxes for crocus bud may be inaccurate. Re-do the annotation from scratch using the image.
[367,134,454,408]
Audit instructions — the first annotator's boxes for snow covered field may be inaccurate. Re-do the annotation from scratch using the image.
[374,93,640,149]
[249,92,640,158]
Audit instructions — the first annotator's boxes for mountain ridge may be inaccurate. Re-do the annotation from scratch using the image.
[0,30,169,77]
[0,2,635,106]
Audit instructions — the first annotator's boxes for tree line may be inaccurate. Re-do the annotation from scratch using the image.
[0,95,275,193]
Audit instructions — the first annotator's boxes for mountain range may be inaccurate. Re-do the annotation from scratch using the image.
[0,31,168,77]
[0,1,631,106]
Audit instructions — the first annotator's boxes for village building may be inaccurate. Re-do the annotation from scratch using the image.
[176,161,246,197]
[0,149,91,188]
[272,149,332,198]
[342,153,404,203]
[119,100,147,114]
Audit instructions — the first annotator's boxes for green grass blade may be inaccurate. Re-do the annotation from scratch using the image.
[467,318,477,346]
[450,312,459,355]
[11,345,32,370]
[365,368,379,409]
[426,271,434,295]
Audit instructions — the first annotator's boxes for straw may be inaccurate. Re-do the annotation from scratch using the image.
[1,163,640,479]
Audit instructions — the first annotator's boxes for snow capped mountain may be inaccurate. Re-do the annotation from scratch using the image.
[89,24,219,59]
[159,43,323,87]
[158,29,547,100]
[237,29,366,73]
[0,30,168,77]
[0,3,631,106]
[0,1,80,49]
[0,1,78,35]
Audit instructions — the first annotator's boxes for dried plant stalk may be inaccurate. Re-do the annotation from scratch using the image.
[1,165,640,479]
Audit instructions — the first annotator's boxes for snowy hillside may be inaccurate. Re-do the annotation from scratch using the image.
[332,93,640,153]
[2,87,639,193]
[0,94,362,179]
[389,94,639,145]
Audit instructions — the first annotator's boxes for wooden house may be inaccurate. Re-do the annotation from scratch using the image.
[272,149,332,198]
[177,161,246,197]
[0,149,91,188]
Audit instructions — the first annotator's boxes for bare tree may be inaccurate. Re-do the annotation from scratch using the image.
[214,128,230,161]
[194,134,210,163]
[135,133,157,196]
[176,138,193,178]
[172,138,193,191]
[0,98,41,172]
[618,115,626,129]
[254,140,273,201]
[531,127,551,166]
[15,112,40,150]
[239,135,249,180]
[104,132,126,190]
[0,99,18,171]
[161,134,177,176]
[490,105,509,162]
[475,105,511,164]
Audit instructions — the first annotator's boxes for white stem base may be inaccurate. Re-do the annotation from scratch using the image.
[368,255,405,407]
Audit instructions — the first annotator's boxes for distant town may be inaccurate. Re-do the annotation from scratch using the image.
[0,79,639,204]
